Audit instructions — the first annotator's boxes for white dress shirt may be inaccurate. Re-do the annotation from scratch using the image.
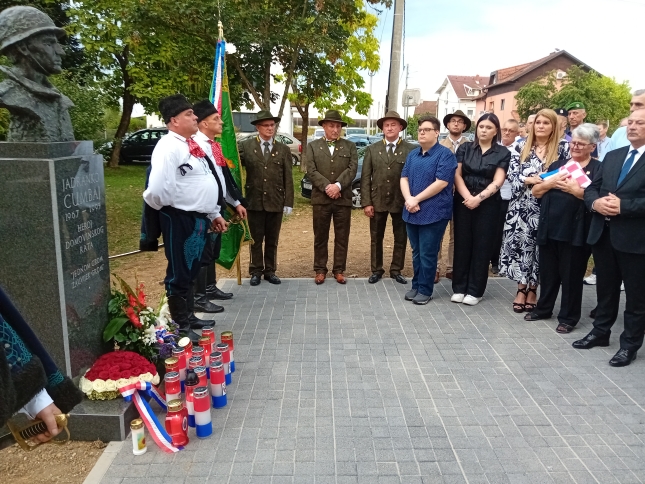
[194,131,241,220]
[143,131,220,220]
[18,389,53,419]
[258,135,274,154]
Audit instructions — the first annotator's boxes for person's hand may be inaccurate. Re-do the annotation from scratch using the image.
[405,197,420,213]
[325,184,341,199]
[547,171,568,188]
[525,174,544,185]
[463,196,481,210]
[33,403,62,444]
[235,205,247,220]
[283,206,293,216]
[212,217,229,233]
[593,195,620,216]
[363,206,375,218]
[555,176,578,194]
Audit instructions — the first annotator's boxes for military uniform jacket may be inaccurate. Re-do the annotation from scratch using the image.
[306,138,358,206]
[360,139,415,213]
[239,136,294,212]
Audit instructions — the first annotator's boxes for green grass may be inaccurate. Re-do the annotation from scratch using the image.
[104,164,310,256]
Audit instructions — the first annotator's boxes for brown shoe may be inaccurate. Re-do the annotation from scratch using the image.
[434,271,440,284]
[315,273,326,285]
[334,273,347,284]
[445,271,453,280]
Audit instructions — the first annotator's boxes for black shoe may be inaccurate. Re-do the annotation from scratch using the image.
[391,274,408,284]
[194,296,224,313]
[264,274,281,284]
[523,312,552,321]
[368,273,382,284]
[250,274,261,286]
[189,313,215,329]
[491,264,499,275]
[206,284,233,300]
[589,306,597,318]
[609,348,637,367]
[572,332,610,349]
[167,295,202,343]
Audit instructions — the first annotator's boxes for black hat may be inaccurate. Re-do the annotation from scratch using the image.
[377,110,408,130]
[158,94,192,124]
[554,108,568,117]
[193,100,218,123]
[250,110,281,125]
[442,110,472,132]
[318,110,347,127]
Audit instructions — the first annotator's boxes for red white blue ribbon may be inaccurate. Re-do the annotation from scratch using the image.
[119,381,183,453]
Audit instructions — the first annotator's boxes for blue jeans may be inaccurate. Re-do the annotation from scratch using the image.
[407,219,449,297]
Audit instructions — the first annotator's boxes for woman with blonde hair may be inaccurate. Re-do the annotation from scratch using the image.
[499,109,569,313]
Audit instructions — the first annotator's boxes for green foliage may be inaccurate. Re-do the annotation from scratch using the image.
[0,108,9,141]
[515,66,632,135]
[406,114,421,140]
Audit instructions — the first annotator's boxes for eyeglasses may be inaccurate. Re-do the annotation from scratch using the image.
[417,128,438,134]
[501,129,518,134]
[570,141,592,148]
[449,119,465,124]
[257,123,275,128]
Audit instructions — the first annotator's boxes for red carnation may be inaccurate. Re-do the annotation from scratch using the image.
[131,368,141,376]
[98,371,109,380]
[109,365,120,373]
[109,371,121,381]
[120,363,132,371]
[120,370,131,379]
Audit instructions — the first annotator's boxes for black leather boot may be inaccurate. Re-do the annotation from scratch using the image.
[194,267,224,313]
[205,262,233,300]
[166,294,200,343]
[187,285,216,329]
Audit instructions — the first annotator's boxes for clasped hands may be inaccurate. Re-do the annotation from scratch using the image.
[593,193,621,216]
[325,183,341,199]
[405,196,420,213]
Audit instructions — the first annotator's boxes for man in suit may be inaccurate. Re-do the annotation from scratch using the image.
[361,111,415,284]
[306,110,358,284]
[437,110,471,282]
[239,110,294,286]
[573,109,645,367]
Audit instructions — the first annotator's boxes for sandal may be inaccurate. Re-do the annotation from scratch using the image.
[513,287,527,313]
[524,287,538,312]
[556,323,575,334]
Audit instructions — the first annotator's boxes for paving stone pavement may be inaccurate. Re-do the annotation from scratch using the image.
[98,277,645,484]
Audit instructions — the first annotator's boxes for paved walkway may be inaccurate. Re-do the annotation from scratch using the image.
[98,277,645,484]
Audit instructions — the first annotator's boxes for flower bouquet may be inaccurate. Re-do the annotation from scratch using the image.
[103,275,179,362]
[79,351,160,400]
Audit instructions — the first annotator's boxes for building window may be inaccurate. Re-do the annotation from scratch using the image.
[500,99,505,111]
[467,109,473,118]
[489,101,494,111]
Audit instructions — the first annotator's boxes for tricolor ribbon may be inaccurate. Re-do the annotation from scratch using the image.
[119,381,183,453]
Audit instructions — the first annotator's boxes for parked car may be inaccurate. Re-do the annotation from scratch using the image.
[301,147,366,208]
[237,132,302,165]
[119,128,168,164]
[345,127,367,136]
[346,135,371,148]
[312,128,325,140]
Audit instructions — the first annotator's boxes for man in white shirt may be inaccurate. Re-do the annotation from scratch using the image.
[192,100,247,310]
[604,90,645,156]
[143,94,227,339]
[491,119,518,274]
[596,120,611,160]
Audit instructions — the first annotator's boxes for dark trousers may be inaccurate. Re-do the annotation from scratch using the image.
[159,207,208,298]
[490,199,510,266]
[370,211,407,276]
[452,197,500,298]
[535,239,591,326]
[313,203,352,274]
[591,225,645,352]
[247,210,283,276]
[407,219,449,297]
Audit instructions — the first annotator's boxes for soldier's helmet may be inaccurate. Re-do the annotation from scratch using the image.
[0,6,65,54]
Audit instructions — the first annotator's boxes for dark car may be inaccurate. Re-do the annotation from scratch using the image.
[345,135,372,148]
[301,147,366,208]
[119,128,168,164]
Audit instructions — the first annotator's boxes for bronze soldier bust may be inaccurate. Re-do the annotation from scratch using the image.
[0,6,74,142]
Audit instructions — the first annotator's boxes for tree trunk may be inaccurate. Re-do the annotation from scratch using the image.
[296,102,310,173]
[108,48,134,168]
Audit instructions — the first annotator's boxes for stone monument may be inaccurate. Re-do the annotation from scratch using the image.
[0,7,135,443]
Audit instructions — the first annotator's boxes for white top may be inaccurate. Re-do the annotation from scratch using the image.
[194,130,241,220]
[143,131,220,220]
[258,135,274,154]
[18,389,53,419]
[625,144,645,173]
[499,141,516,200]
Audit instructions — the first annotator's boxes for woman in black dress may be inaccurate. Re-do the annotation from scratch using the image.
[451,113,510,305]
[525,123,601,333]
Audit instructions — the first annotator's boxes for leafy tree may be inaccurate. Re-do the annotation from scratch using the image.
[516,66,632,134]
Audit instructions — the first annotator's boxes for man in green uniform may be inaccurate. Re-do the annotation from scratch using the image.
[306,110,358,284]
[239,110,294,286]
[361,111,415,284]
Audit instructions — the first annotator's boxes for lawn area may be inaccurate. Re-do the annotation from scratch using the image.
[104,164,310,256]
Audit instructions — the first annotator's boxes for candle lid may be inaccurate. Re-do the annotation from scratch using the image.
[130,418,144,430]
[167,399,184,411]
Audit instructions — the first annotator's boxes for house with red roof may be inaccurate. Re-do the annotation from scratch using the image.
[435,75,487,132]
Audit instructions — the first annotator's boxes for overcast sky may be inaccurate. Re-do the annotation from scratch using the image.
[356,0,644,119]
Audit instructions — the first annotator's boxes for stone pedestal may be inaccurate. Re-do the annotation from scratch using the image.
[0,141,110,376]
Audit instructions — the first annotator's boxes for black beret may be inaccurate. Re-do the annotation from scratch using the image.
[158,94,192,124]
[554,108,568,117]
[193,100,218,123]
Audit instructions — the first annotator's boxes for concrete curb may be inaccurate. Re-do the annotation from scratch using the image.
[83,441,123,484]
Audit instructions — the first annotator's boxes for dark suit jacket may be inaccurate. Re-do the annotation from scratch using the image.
[239,137,294,212]
[585,146,645,254]
[360,139,415,212]
[306,138,358,206]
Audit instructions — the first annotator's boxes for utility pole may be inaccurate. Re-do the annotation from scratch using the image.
[403,63,410,121]
[386,0,404,114]
[368,71,376,135]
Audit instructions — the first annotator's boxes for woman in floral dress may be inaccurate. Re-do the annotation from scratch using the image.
[499,109,569,312]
